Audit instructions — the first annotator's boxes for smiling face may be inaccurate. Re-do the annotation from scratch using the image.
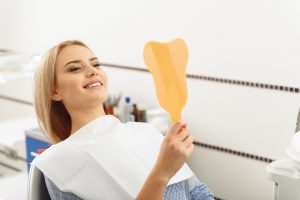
[52,45,108,112]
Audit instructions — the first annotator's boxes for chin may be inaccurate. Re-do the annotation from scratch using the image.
[96,93,107,104]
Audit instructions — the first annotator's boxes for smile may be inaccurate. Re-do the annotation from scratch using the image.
[84,81,103,89]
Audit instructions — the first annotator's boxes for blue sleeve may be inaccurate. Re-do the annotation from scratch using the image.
[163,176,214,200]
[44,173,214,200]
[44,174,83,200]
[188,176,215,200]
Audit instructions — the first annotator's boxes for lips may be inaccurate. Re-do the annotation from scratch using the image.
[83,80,103,89]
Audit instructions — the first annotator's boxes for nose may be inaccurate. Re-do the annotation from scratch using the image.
[86,65,99,77]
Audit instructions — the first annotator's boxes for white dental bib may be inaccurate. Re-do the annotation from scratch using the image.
[32,115,194,200]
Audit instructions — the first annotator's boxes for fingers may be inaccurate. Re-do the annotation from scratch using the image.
[182,134,194,148]
[168,121,187,136]
[176,134,194,160]
[175,130,194,158]
[176,129,189,142]
[165,120,194,155]
[186,142,195,156]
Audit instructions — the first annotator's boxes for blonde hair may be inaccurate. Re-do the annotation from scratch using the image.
[34,40,89,143]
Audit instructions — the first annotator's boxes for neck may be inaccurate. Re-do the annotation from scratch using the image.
[68,105,106,135]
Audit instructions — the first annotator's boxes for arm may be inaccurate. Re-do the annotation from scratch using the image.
[135,167,169,200]
[136,121,194,200]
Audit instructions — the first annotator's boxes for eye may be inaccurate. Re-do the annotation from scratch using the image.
[69,66,81,72]
[93,63,101,68]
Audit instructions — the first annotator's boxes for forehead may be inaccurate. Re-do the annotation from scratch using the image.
[56,45,95,67]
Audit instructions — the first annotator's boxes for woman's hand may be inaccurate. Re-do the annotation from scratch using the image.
[135,121,194,200]
[152,120,195,182]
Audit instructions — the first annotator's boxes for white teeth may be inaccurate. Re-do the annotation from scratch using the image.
[86,82,101,88]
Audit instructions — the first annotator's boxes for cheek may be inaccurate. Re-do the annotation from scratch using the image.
[102,71,108,87]
[57,78,81,96]
[104,76,109,92]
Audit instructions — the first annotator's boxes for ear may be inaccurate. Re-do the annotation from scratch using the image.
[51,89,62,101]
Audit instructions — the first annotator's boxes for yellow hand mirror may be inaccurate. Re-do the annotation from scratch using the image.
[143,38,188,123]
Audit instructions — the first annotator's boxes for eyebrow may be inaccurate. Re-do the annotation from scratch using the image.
[64,57,99,67]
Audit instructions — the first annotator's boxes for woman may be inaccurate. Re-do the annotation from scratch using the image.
[33,40,214,200]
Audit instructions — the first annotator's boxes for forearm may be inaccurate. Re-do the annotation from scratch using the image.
[135,169,169,200]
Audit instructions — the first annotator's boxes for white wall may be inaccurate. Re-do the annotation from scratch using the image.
[1,0,300,199]
[1,0,300,85]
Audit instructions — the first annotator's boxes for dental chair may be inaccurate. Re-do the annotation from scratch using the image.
[266,109,300,200]
[266,158,300,200]
[28,162,51,200]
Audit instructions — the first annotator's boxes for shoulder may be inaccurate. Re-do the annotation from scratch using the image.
[34,140,80,164]
[32,140,89,183]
